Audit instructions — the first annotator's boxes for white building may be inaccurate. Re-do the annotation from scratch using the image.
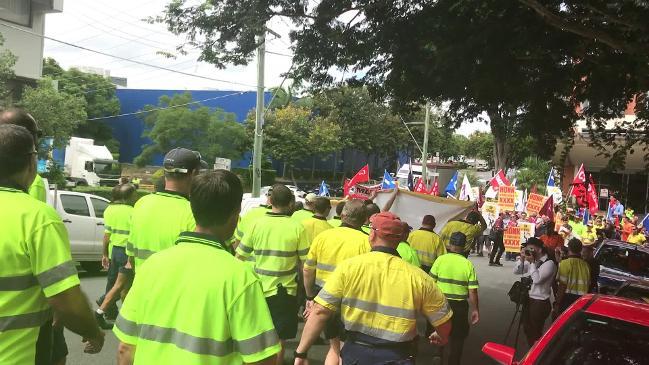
[0,0,64,82]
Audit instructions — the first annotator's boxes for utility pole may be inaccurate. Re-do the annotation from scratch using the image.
[421,102,430,185]
[252,32,265,198]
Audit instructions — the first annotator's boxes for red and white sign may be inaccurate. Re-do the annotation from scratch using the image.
[413,178,428,193]
[429,177,440,196]
[489,169,511,191]
[348,183,381,200]
[344,165,370,196]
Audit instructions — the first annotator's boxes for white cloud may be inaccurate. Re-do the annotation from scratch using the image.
[43,0,295,91]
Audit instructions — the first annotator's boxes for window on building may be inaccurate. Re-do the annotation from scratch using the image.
[0,0,31,27]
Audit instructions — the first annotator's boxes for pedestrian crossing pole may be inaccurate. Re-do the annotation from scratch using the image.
[252,32,265,198]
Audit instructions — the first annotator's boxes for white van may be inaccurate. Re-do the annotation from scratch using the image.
[395,163,438,188]
[49,189,110,273]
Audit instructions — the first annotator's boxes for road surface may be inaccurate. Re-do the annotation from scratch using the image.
[65,249,532,364]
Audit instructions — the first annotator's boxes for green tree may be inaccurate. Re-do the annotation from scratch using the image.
[515,157,551,195]
[0,34,17,106]
[465,132,494,164]
[158,1,582,172]
[42,58,121,151]
[19,79,86,148]
[135,92,246,166]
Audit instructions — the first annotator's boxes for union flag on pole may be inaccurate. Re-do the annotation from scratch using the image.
[489,169,510,191]
[587,176,599,215]
[570,163,587,207]
[344,165,370,197]
[413,177,427,193]
[429,177,440,196]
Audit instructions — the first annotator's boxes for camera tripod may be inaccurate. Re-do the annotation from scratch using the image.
[504,286,528,354]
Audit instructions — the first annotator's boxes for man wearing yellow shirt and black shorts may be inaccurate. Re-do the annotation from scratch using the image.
[439,210,487,257]
[409,215,446,272]
[295,212,452,365]
[303,200,370,364]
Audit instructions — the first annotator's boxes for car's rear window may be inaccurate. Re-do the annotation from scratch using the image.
[536,312,649,364]
[596,244,649,278]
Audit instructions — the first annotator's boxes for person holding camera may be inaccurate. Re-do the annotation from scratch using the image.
[520,237,557,347]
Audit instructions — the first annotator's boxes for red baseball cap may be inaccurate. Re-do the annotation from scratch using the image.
[370,212,404,242]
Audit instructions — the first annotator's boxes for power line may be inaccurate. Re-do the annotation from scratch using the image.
[1,22,258,89]
[86,91,251,121]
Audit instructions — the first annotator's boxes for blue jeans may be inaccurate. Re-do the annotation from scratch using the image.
[341,341,415,365]
[100,246,128,316]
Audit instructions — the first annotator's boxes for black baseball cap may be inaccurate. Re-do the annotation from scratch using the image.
[525,237,544,248]
[163,148,204,173]
[449,232,467,247]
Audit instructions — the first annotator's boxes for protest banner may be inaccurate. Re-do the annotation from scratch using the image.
[526,193,546,216]
[348,183,381,200]
[504,226,521,252]
[518,222,536,244]
[546,186,563,204]
[498,185,516,211]
[481,202,500,230]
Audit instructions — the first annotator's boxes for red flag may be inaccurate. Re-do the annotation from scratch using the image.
[414,177,427,193]
[570,163,587,207]
[344,165,370,196]
[429,177,440,196]
[587,177,599,215]
[539,195,554,222]
[489,169,511,191]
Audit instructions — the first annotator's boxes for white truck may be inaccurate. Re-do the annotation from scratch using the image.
[64,137,120,187]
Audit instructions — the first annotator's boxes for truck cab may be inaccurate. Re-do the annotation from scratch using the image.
[64,137,121,187]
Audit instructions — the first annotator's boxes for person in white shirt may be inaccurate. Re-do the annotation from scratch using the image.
[519,238,557,346]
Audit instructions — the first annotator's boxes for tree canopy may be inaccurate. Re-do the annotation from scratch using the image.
[157,1,649,171]
[42,58,121,151]
[0,34,17,106]
[19,79,86,148]
[135,92,247,166]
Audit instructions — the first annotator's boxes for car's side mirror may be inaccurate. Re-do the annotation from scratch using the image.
[482,342,515,365]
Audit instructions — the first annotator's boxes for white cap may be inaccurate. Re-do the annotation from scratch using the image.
[305,193,318,202]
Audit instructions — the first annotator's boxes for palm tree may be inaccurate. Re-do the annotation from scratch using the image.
[516,157,551,194]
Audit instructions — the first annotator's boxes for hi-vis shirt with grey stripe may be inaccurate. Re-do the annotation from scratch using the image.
[115,315,279,357]
[0,261,77,291]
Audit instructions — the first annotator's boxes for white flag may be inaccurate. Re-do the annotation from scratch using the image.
[459,174,474,201]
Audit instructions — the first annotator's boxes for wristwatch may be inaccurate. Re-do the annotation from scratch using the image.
[306,295,316,301]
[294,350,308,359]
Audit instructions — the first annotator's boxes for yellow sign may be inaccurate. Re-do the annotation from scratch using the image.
[526,193,546,216]
[498,185,516,211]
[504,226,521,253]
[518,222,536,244]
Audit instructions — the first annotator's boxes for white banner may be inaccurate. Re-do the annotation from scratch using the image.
[374,190,474,233]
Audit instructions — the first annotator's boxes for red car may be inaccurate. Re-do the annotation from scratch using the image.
[482,295,649,364]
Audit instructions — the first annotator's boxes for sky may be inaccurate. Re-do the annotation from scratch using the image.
[43,0,489,136]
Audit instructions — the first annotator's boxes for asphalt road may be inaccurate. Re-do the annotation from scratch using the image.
[65,248,532,365]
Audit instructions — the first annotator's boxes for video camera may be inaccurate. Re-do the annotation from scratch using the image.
[508,276,532,305]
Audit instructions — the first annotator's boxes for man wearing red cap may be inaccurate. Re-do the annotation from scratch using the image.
[294,212,453,365]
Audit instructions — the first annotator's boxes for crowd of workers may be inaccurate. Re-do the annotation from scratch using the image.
[1,107,645,365]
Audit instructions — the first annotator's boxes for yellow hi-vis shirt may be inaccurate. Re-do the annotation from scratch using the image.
[0,186,80,365]
[126,191,195,268]
[236,213,309,297]
[328,217,342,228]
[408,229,446,268]
[439,220,484,252]
[430,252,479,301]
[627,233,647,245]
[291,209,314,224]
[315,249,452,342]
[235,205,270,241]
[104,203,133,256]
[114,232,280,364]
[28,174,47,203]
[304,226,371,287]
[558,256,591,295]
[397,242,421,267]
[301,216,333,246]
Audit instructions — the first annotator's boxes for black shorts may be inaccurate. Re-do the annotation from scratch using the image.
[324,313,345,340]
[448,300,470,340]
[266,293,298,340]
[52,325,69,363]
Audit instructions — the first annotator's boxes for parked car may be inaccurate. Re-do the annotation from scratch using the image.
[482,294,649,364]
[613,279,649,304]
[50,190,110,273]
[594,239,649,294]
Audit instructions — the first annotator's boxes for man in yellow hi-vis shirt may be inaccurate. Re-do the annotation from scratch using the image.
[114,171,280,364]
[0,124,104,364]
[408,215,446,272]
[301,197,333,245]
[294,212,452,365]
[554,238,590,315]
[236,184,309,364]
[439,211,487,256]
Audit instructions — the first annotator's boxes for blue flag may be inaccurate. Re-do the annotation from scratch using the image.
[445,171,459,197]
[583,209,590,226]
[382,170,396,190]
[318,181,329,197]
[546,167,555,187]
[642,214,649,232]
